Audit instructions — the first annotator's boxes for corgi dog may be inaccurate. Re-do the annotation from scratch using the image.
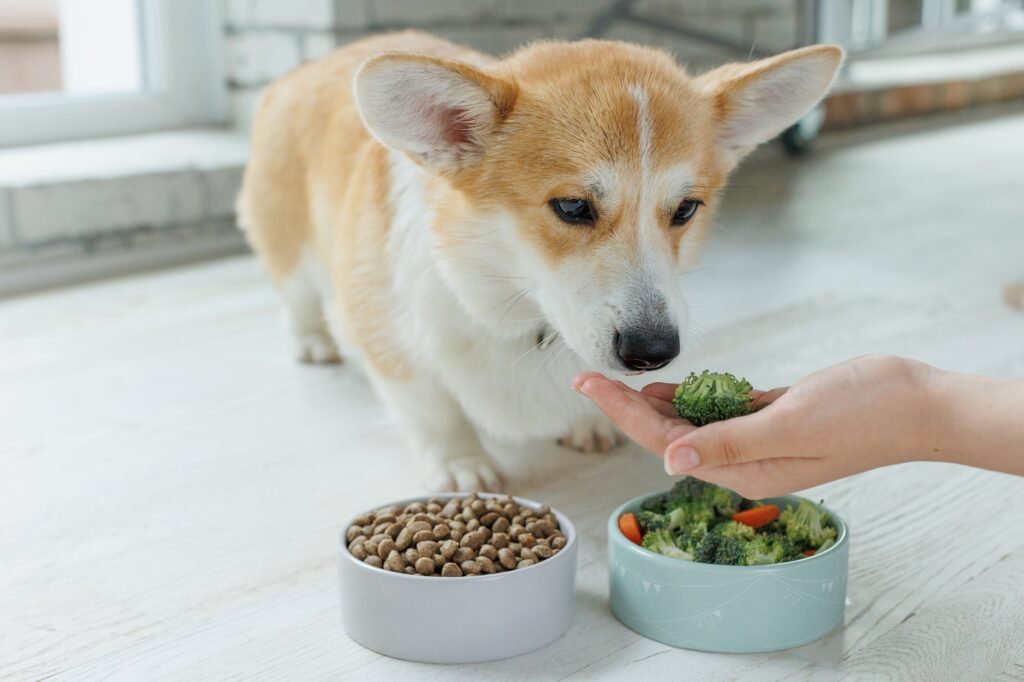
[238,31,842,491]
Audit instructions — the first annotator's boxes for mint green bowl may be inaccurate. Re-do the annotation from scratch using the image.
[608,493,849,653]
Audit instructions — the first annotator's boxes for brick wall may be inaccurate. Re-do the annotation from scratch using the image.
[221,0,802,130]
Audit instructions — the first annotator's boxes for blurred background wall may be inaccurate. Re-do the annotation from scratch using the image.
[0,0,1021,296]
[222,0,802,130]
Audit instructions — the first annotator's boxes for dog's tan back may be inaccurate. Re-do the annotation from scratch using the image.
[239,32,491,376]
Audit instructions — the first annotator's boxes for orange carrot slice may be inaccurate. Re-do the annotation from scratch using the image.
[731,504,780,529]
[619,512,643,545]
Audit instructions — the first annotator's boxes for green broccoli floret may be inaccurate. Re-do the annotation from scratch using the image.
[715,520,756,542]
[740,533,792,565]
[641,529,693,561]
[665,478,739,518]
[636,510,668,533]
[640,493,667,515]
[778,499,837,549]
[695,533,744,565]
[673,371,754,426]
[674,519,709,555]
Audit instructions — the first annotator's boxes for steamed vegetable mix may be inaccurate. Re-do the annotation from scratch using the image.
[619,480,837,565]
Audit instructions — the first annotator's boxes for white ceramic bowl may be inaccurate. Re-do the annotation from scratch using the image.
[337,493,578,663]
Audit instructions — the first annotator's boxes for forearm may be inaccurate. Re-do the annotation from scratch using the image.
[926,369,1024,475]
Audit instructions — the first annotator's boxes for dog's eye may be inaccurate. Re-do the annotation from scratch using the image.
[550,198,596,225]
[672,199,702,226]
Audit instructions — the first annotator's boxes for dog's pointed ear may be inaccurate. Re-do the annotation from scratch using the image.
[353,53,517,172]
[699,45,843,168]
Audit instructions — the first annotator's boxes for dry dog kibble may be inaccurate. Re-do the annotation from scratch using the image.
[394,527,414,550]
[498,547,518,570]
[532,544,554,560]
[346,495,565,577]
[406,520,431,534]
[439,539,459,559]
[453,547,476,563]
[376,537,397,560]
[385,550,405,572]
[460,530,484,550]
[519,533,537,548]
[441,562,463,577]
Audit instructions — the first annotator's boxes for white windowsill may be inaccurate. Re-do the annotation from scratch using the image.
[0,128,251,298]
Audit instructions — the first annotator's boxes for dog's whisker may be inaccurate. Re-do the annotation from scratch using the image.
[497,288,532,325]
[481,287,529,315]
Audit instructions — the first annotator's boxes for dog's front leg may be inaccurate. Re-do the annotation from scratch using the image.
[373,374,503,492]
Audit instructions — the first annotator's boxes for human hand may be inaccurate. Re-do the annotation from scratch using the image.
[573,356,947,498]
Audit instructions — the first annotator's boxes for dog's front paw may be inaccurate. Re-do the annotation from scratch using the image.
[423,453,504,493]
[558,416,625,453]
[294,330,341,364]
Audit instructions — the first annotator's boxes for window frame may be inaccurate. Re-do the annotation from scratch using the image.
[0,0,226,148]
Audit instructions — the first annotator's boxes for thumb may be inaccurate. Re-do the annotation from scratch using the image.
[663,408,785,475]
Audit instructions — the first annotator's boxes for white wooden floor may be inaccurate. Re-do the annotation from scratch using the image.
[3,107,1024,681]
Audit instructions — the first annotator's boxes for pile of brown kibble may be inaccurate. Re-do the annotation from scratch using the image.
[346,494,566,577]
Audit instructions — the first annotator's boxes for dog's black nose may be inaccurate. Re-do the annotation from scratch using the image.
[616,327,680,371]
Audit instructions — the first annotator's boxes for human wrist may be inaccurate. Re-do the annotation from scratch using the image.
[865,356,955,464]
[914,363,962,463]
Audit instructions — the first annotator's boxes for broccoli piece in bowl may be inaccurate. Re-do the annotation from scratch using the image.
[693,530,744,565]
[673,370,754,426]
[665,477,739,519]
[636,510,668,533]
[715,520,756,542]
[740,533,794,565]
[641,528,693,561]
[640,492,667,515]
[779,499,837,549]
